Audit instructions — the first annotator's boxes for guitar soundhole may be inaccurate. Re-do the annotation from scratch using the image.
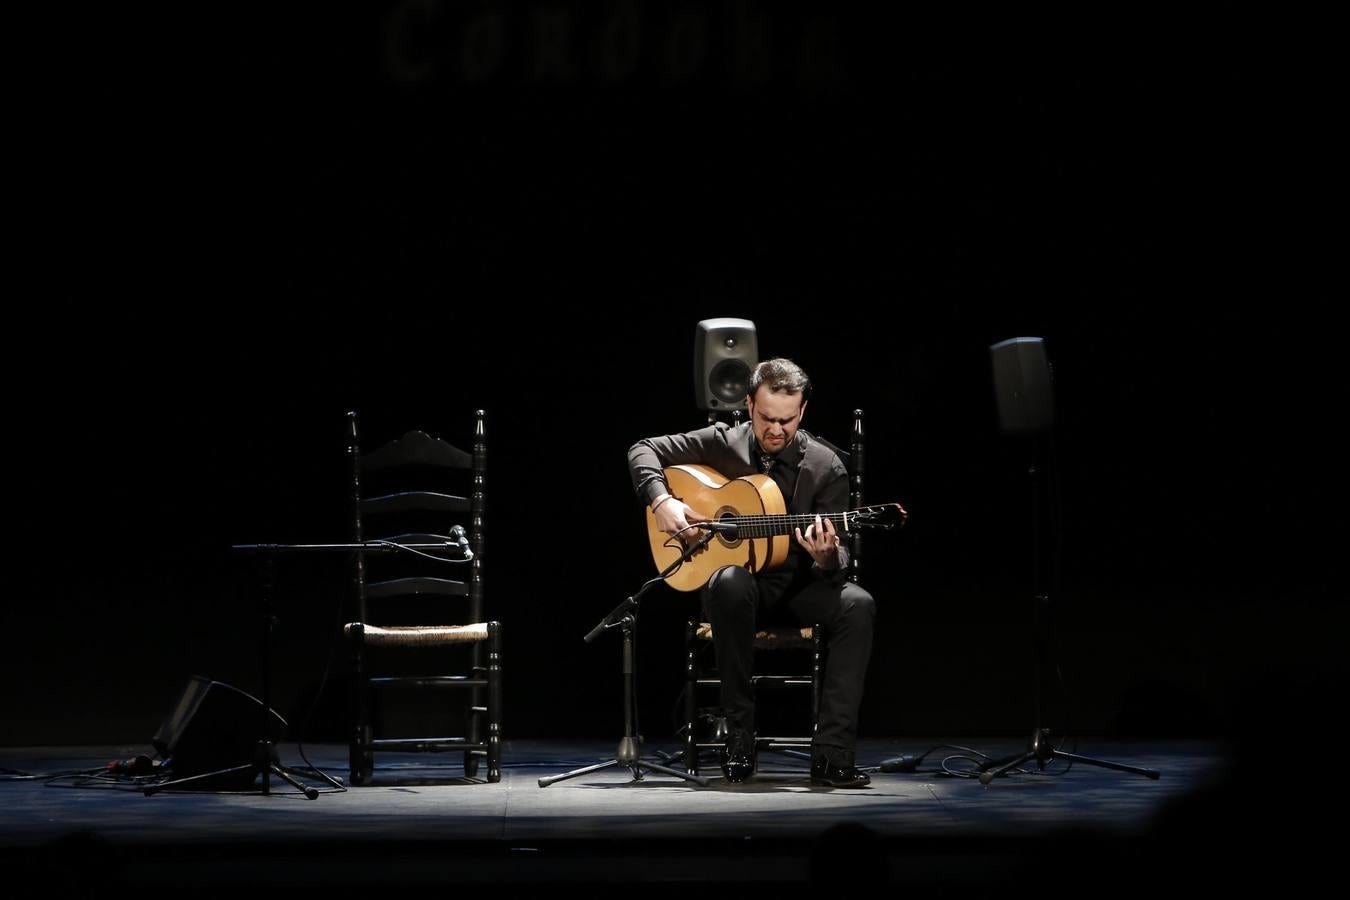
[713,507,742,548]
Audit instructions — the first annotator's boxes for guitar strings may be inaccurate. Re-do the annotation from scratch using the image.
[710,506,894,536]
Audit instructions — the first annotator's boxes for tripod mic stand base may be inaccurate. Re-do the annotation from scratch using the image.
[539,738,711,789]
[538,758,710,789]
[978,730,1161,784]
[144,741,343,798]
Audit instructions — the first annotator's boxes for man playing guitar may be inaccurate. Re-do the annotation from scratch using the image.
[628,358,904,787]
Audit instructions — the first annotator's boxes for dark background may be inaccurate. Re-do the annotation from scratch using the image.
[9,4,1340,749]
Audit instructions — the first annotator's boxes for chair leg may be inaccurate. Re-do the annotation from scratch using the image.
[465,636,483,778]
[685,619,700,775]
[811,625,823,737]
[349,632,374,786]
[464,676,481,779]
[487,621,503,783]
[350,723,373,787]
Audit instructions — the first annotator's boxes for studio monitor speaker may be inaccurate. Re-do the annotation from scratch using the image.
[991,336,1055,433]
[694,318,758,411]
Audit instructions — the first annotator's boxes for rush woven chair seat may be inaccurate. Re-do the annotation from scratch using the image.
[347,623,494,647]
[693,623,817,648]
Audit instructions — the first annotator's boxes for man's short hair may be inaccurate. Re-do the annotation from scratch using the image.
[749,358,811,401]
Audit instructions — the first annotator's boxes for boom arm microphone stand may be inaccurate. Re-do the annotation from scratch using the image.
[144,537,471,798]
[539,527,717,788]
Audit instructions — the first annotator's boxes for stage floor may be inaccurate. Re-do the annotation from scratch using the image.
[0,738,1293,891]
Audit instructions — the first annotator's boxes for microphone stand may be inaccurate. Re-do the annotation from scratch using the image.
[145,538,471,798]
[539,527,718,788]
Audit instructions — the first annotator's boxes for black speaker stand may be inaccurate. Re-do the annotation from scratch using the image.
[980,434,1159,784]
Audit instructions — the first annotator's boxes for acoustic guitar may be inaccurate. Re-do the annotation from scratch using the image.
[646,464,906,591]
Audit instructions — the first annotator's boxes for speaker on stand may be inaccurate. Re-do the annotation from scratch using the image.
[982,337,1159,783]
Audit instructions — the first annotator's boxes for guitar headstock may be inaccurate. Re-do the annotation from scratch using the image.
[850,503,908,530]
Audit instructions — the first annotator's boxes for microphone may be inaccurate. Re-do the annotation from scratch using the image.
[449,525,473,560]
[879,754,919,773]
[694,520,739,536]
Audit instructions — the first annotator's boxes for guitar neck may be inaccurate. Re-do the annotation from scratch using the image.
[726,509,868,539]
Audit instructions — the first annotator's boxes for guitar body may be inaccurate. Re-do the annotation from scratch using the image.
[647,465,792,592]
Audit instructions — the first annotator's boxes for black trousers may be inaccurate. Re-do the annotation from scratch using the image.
[703,564,876,753]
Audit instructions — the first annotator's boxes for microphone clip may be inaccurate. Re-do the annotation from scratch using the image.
[449,525,473,560]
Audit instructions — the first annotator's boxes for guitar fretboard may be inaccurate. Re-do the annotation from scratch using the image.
[720,506,888,539]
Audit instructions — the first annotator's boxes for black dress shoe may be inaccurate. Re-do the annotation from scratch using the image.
[720,729,755,783]
[810,755,871,788]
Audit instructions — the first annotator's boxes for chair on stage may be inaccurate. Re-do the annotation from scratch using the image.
[344,409,502,784]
